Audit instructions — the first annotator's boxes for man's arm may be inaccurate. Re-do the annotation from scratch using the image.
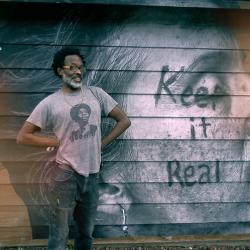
[101,105,131,149]
[16,121,59,147]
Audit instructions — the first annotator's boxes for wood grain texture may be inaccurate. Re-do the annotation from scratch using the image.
[0,0,243,9]
[2,225,250,245]
[1,70,250,95]
[1,182,250,205]
[0,161,248,184]
[1,116,249,140]
[0,5,250,48]
[1,93,250,117]
[0,139,248,161]
[1,2,250,241]
[1,202,250,226]
[0,227,33,246]
[0,45,248,72]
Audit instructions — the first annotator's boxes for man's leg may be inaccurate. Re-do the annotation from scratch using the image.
[73,173,99,250]
[48,164,76,250]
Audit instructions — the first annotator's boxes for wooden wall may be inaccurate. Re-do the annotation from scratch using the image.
[0,0,249,9]
[1,1,250,246]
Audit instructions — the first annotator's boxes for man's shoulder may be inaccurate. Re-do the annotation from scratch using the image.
[43,90,60,101]
[87,85,105,92]
[37,90,60,107]
[87,86,110,97]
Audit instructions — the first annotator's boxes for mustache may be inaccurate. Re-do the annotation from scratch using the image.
[72,74,82,78]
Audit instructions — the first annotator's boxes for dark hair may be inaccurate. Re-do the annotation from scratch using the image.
[51,47,86,78]
[70,103,91,122]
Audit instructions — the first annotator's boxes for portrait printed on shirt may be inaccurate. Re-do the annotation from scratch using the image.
[69,103,97,142]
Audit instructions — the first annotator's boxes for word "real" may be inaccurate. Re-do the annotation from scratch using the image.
[167,160,220,187]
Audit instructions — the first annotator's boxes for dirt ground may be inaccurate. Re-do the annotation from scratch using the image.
[1,244,250,250]
[1,246,250,250]
[1,235,250,250]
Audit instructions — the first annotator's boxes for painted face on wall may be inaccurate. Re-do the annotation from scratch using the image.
[3,1,250,242]
[92,8,250,236]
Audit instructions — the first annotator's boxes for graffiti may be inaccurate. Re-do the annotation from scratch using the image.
[167,160,220,187]
[155,65,170,103]
[181,85,215,109]
[1,2,250,241]
[190,117,211,139]
[156,66,222,111]
[155,65,184,104]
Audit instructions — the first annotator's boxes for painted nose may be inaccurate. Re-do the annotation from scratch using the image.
[98,182,123,204]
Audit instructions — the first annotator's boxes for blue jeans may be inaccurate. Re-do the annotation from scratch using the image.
[47,163,99,250]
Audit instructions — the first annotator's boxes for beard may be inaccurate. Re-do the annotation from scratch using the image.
[62,75,82,89]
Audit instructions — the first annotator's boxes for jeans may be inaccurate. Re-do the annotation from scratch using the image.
[47,163,99,250]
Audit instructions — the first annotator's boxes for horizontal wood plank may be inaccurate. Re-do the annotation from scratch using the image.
[0,69,59,93]
[2,225,250,246]
[0,227,33,246]
[1,116,250,140]
[1,202,250,226]
[0,139,49,161]
[1,70,250,96]
[0,0,244,9]
[1,93,250,117]
[1,182,250,205]
[101,203,250,224]
[100,161,249,183]
[127,118,248,140]
[0,139,248,161]
[1,6,250,49]
[1,160,249,184]
[102,139,247,161]
[0,45,249,73]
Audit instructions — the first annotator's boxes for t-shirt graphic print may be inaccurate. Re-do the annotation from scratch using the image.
[69,103,97,142]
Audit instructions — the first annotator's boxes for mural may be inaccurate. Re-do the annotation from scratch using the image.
[0,0,245,9]
[0,1,250,245]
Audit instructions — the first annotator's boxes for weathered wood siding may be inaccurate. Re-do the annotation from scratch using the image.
[0,0,249,9]
[1,1,250,246]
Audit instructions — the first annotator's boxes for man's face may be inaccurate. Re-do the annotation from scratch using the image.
[96,15,250,236]
[61,55,84,89]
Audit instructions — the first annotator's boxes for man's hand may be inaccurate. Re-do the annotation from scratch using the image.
[46,146,56,152]
[46,138,59,152]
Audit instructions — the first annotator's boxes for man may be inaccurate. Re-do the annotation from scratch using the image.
[16,47,131,249]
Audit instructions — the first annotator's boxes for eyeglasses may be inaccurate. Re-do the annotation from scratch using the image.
[63,64,85,72]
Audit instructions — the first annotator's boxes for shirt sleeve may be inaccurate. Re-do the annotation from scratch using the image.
[26,97,51,129]
[93,87,118,116]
